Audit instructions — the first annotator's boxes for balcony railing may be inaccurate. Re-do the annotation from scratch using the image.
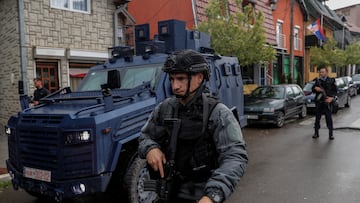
[276,34,286,49]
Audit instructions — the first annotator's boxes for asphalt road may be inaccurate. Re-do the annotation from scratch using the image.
[0,96,359,203]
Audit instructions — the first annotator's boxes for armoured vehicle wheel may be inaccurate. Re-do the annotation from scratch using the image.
[125,157,158,203]
[345,96,351,108]
[275,111,285,128]
[299,105,307,118]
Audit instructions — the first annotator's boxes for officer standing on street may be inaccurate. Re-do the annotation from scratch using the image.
[312,67,337,140]
[138,50,248,203]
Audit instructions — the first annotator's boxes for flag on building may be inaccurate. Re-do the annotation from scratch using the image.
[307,19,326,41]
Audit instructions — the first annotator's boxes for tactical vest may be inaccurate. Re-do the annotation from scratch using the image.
[158,93,219,182]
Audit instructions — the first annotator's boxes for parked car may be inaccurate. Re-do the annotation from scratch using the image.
[244,84,307,128]
[302,78,350,114]
[335,77,351,108]
[340,76,357,96]
[303,81,316,112]
[352,74,360,93]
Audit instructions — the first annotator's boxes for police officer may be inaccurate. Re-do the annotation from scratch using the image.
[312,67,337,140]
[33,78,50,106]
[138,50,248,203]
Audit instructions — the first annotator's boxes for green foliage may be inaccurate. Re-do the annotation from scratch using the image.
[198,0,275,66]
[345,42,360,65]
[311,39,360,69]
[0,181,11,189]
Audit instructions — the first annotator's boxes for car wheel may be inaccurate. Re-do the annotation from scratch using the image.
[299,104,307,118]
[345,96,351,108]
[275,111,285,128]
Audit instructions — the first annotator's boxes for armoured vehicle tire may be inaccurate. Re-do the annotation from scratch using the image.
[275,111,285,128]
[125,157,158,203]
[299,104,307,119]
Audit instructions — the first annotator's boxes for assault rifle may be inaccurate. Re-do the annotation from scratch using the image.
[144,118,181,203]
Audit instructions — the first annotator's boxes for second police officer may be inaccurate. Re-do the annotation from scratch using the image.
[138,50,248,203]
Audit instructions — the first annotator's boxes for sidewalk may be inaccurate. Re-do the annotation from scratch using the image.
[0,134,10,182]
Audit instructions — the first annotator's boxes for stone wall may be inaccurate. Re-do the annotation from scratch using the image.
[24,0,115,90]
[0,0,21,127]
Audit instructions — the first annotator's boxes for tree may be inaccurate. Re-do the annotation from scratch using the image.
[198,0,275,66]
[310,39,360,70]
[345,42,360,65]
[310,39,346,69]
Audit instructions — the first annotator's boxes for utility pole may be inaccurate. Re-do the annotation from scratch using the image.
[289,0,295,83]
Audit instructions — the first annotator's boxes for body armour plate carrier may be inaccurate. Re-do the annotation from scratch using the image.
[158,93,219,182]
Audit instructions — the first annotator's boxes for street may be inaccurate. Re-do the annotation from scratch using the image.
[0,96,359,203]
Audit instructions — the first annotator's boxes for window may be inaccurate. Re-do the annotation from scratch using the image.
[51,0,90,13]
[276,20,285,48]
[291,86,302,97]
[286,87,294,98]
[294,26,301,50]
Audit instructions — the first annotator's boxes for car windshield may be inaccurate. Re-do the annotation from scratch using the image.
[76,64,163,91]
[352,75,360,81]
[251,86,285,99]
[303,82,314,92]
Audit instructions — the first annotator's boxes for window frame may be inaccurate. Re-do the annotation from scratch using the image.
[294,26,301,51]
[50,0,91,14]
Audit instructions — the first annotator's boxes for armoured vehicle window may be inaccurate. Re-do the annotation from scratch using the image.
[76,64,163,91]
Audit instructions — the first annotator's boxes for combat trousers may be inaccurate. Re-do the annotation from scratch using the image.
[314,102,333,132]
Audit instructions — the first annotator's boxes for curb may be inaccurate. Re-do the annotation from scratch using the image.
[0,173,10,183]
[334,126,360,131]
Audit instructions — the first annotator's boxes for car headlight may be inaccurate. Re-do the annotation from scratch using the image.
[5,126,12,136]
[263,107,275,113]
[307,99,312,103]
[65,130,91,145]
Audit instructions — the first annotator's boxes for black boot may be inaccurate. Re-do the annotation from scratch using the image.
[329,130,334,140]
[312,129,319,139]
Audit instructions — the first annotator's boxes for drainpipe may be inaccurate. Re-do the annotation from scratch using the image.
[18,0,28,94]
[114,5,126,46]
[192,0,198,29]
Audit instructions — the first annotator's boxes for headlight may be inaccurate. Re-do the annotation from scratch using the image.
[65,130,91,145]
[5,127,12,136]
[263,107,275,113]
[307,99,312,103]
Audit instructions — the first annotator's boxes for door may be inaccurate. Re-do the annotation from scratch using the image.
[36,62,59,93]
[291,86,304,113]
[285,86,297,116]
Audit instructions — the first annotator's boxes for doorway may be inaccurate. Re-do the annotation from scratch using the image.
[35,62,59,93]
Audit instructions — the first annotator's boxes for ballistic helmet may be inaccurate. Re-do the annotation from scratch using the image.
[162,50,210,80]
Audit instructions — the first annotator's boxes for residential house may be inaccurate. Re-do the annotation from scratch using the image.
[303,0,351,81]
[0,0,135,127]
[128,0,276,86]
[271,0,308,85]
[335,4,360,75]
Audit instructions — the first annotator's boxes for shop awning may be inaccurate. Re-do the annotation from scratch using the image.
[69,68,89,78]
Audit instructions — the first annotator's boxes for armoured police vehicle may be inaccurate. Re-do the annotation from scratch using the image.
[5,19,247,202]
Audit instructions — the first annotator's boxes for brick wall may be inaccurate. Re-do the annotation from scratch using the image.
[0,0,21,127]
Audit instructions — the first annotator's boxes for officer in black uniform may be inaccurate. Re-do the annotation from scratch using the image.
[33,78,50,106]
[138,50,248,203]
[312,67,337,140]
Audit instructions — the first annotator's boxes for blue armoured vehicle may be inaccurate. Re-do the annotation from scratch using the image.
[5,19,247,202]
